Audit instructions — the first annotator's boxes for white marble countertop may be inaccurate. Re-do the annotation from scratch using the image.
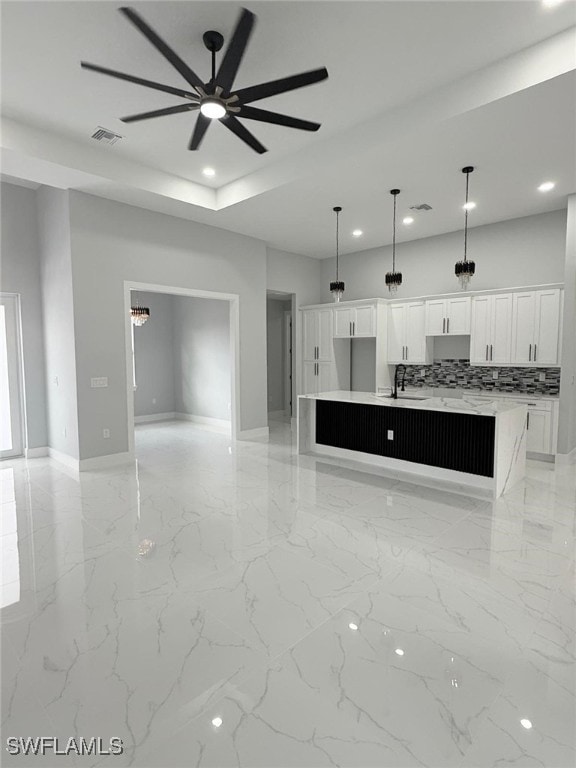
[299,390,527,416]
[402,386,559,402]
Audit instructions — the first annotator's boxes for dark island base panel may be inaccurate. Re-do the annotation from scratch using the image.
[315,400,495,478]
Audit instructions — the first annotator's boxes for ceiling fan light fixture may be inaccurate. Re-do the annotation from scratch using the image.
[200,97,227,119]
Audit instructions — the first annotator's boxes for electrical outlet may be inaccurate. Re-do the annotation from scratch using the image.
[152,397,156,404]
[421,369,425,377]
[386,496,393,507]
[387,429,394,440]
[54,376,59,387]
[492,371,498,380]
[91,377,108,388]
[539,372,546,382]
[103,428,110,439]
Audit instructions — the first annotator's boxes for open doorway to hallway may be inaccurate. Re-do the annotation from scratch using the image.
[266,291,294,425]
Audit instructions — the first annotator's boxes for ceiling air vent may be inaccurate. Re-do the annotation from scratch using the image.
[409,203,433,211]
[91,126,123,146]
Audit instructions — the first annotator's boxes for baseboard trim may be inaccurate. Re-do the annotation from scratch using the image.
[175,413,231,434]
[48,448,79,471]
[134,412,176,424]
[25,446,49,459]
[237,426,269,440]
[267,410,286,419]
[555,446,576,465]
[79,451,135,471]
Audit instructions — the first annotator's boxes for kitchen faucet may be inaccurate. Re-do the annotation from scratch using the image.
[393,364,407,399]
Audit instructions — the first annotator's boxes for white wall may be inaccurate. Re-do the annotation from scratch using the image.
[320,210,567,302]
[69,191,267,460]
[132,291,176,418]
[266,248,322,408]
[37,187,79,459]
[0,182,48,450]
[173,296,231,422]
[266,298,291,412]
[558,195,576,457]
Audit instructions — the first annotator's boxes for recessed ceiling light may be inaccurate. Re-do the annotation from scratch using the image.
[542,0,565,7]
[212,717,223,728]
[395,648,405,656]
[352,229,363,237]
[520,719,533,730]
[203,167,216,177]
[403,216,414,225]
[538,181,555,192]
[462,201,476,211]
[348,622,359,631]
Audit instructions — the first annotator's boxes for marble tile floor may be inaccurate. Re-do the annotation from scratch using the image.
[1,418,574,767]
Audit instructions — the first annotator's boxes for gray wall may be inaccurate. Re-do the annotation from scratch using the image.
[0,182,48,450]
[266,298,291,412]
[558,194,576,456]
[132,291,175,418]
[320,210,567,302]
[37,188,79,459]
[173,296,231,422]
[69,191,265,459]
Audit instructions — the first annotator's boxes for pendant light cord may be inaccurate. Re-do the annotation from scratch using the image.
[335,208,340,281]
[464,169,470,263]
[392,192,397,273]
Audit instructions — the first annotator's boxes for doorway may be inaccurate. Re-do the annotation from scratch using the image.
[0,295,24,459]
[124,282,240,454]
[266,291,294,423]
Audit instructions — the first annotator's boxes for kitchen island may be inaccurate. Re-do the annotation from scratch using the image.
[298,391,527,497]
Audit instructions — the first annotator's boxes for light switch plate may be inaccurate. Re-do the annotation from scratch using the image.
[103,428,110,439]
[539,372,546,382]
[492,371,498,380]
[387,430,394,440]
[91,377,108,388]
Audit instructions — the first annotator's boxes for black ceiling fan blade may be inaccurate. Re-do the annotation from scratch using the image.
[120,7,205,92]
[233,68,328,104]
[121,103,199,123]
[81,62,199,100]
[188,113,211,150]
[221,116,267,154]
[215,8,256,95]
[238,106,320,131]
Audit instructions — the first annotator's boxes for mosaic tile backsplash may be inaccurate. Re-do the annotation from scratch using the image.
[403,359,560,395]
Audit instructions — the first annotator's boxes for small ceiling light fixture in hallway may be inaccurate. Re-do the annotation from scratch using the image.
[202,167,216,177]
[330,206,345,302]
[455,166,476,290]
[385,189,402,294]
[402,216,414,225]
[131,303,150,326]
[538,180,555,192]
[352,229,363,237]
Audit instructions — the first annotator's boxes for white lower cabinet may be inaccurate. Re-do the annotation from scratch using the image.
[526,408,552,454]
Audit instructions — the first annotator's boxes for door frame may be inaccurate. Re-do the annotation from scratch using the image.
[283,310,292,417]
[0,293,26,459]
[124,281,241,454]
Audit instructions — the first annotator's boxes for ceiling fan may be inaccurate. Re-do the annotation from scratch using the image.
[81,6,329,154]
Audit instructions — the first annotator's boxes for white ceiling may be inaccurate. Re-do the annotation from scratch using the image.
[1,0,575,257]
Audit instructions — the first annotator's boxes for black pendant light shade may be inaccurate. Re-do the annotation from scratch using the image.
[330,206,345,301]
[385,189,402,293]
[455,166,475,290]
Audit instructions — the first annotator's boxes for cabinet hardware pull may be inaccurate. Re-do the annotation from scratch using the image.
[353,321,355,336]
[447,317,450,333]
[527,412,530,429]
[529,344,532,361]
[534,344,537,362]
[349,321,352,336]
[406,346,408,360]
[486,345,489,361]
[443,317,446,333]
[490,344,493,361]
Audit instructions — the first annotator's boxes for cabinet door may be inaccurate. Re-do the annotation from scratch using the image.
[527,409,551,454]
[333,307,353,339]
[534,290,560,365]
[302,361,318,394]
[470,296,491,364]
[317,309,334,360]
[425,299,445,336]
[353,306,376,337]
[317,362,334,393]
[490,293,512,364]
[446,297,471,334]
[511,292,536,364]
[405,302,427,363]
[387,304,405,362]
[302,311,317,361]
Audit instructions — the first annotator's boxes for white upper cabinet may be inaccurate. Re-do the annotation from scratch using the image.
[511,289,560,366]
[470,293,512,365]
[387,301,429,363]
[425,297,471,335]
[303,308,334,362]
[333,303,376,338]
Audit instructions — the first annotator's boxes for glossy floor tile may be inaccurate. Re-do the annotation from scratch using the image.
[1,419,574,767]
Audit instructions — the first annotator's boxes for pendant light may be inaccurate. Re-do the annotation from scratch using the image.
[455,166,476,290]
[329,206,345,302]
[131,303,150,326]
[385,189,402,294]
